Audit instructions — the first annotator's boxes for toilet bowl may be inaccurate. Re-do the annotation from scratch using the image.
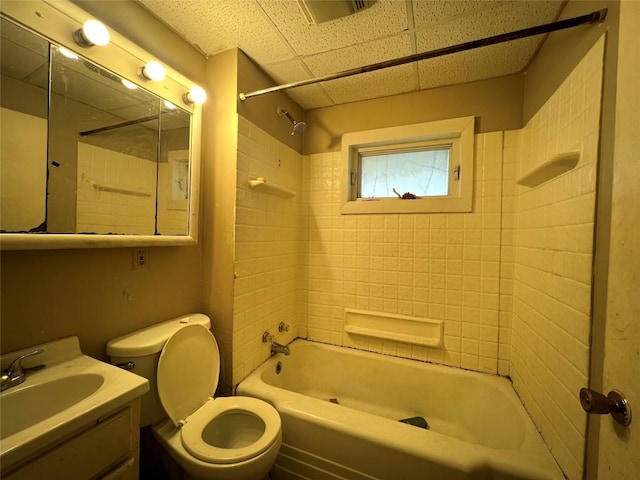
[107,315,281,480]
[152,398,281,480]
[154,324,281,479]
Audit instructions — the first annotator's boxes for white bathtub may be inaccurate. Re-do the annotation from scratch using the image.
[237,339,564,480]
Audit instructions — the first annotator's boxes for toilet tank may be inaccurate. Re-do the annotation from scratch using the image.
[107,313,211,427]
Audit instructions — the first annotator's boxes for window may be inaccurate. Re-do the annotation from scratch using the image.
[358,142,452,198]
[341,117,474,214]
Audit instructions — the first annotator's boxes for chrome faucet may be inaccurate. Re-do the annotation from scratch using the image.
[270,342,290,356]
[1,348,46,392]
[262,330,290,356]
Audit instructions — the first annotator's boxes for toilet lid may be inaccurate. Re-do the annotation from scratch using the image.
[157,324,220,427]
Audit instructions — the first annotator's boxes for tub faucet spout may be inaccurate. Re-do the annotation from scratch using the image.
[271,342,290,356]
[1,348,46,392]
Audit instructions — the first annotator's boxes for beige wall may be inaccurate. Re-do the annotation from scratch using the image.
[201,49,239,394]
[597,2,640,478]
[304,74,523,154]
[0,107,47,232]
[0,74,47,119]
[202,48,308,392]
[0,247,202,360]
[237,51,305,154]
[0,2,206,361]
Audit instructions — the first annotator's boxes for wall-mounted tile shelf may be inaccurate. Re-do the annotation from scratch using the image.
[516,151,580,187]
[344,308,443,348]
[92,183,151,197]
[248,177,296,199]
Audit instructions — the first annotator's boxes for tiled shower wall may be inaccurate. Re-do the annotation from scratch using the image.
[232,119,511,380]
[232,116,303,384]
[304,132,505,374]
[510,37,604,480]
[230,38,603,480]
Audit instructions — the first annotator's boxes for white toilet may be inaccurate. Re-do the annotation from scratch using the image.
[107,314,281,480]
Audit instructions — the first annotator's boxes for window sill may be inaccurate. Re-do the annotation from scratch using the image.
[341,196,473,215]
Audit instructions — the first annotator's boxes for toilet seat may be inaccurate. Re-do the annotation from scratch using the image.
[181,396,281,463]
[157,324,280,465]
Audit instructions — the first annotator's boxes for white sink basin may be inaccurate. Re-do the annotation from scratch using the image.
[0,337,148,471]
[1,373,105,440]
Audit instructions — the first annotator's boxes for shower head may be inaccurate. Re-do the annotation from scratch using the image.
[277,106,307,135]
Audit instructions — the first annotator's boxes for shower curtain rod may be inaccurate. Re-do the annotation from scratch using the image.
[79,114,160,137]
[79,108,181,137]
[239,8,607,101]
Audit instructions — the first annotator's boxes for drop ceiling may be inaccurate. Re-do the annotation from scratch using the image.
[142,1,566,110]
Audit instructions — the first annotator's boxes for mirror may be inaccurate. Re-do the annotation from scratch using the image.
[0,2,202,249]
[0,18,48,233]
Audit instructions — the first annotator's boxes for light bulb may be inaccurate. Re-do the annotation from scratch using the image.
[183,86,207,105]
[121,79,138,90]
[164,100,177,110]
[58,47,78,59]
[141,61,166,82]
[73,19,110,47]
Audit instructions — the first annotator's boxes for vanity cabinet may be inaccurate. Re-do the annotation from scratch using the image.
[3,400,141,480]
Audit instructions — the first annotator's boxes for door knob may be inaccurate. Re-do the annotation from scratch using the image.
[579,388,632,426]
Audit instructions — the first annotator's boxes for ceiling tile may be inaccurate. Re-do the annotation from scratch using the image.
[262,58,313,84]
[141,0,293,64]
[415,1,563,52]
[320,63,417,105]
[302,34,414,77]
[416,38,537,90]
[257,0,409,56]
[141,0,569,110]
[283,84,335,110]
[412,1,510,27]
[298,34,416,105]
[414,1,564,89]
[259,59,334,109]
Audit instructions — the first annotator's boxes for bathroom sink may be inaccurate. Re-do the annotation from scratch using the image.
[0,373,104,440]
[0,337,148,472]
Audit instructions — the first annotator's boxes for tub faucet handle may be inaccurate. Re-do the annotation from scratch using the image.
[262,331,274,343]
[278,322,290,333]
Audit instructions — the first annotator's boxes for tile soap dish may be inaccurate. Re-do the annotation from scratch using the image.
[516,151,580,187]
[249,177,296,199]
[344,308,443,348]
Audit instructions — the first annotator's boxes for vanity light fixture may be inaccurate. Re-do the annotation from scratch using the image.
[72,19,110,47]
[139,61,166,82]
[183,86,207,105]
[121,79,138,90]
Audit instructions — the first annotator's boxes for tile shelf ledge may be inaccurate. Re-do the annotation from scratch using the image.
[248,177,296,199]
[344,308,444,348]
[516,151,580,187]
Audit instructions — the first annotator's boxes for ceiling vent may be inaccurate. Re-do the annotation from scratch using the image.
[297,0,375,25]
